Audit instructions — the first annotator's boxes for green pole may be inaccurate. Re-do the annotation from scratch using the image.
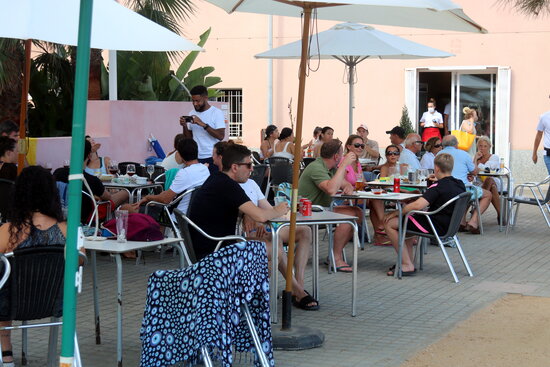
[60,0,93,366]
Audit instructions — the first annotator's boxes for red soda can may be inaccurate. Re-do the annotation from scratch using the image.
[299,198,307,215]
[393,178,401,193]
[304,199,312,216]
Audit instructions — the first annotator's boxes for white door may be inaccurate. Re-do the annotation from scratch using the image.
[405,67,511,164]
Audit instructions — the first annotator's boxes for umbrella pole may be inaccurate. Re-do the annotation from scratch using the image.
[282,5,312,331]
[273,5,324,350]
[60,0,93,366]
[348,62,355,135]
[17,39,31,174]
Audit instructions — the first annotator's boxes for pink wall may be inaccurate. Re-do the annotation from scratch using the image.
[34,100,226,169]
[175,0,550,153]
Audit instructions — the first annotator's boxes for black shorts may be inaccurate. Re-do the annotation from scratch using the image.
[404,214,435,235]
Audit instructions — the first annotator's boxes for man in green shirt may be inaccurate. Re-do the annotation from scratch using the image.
[298,139,361,273]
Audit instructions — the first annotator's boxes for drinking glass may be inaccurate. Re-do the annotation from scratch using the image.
[115,210,129,243]
[146,164,155,182]
[108,161,119,176]
[126,164,136,177]
[388,166,398,178]
[355,173,364,191]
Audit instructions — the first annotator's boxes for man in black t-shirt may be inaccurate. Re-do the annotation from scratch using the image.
[384,153,465,276]
[188,144,288,261]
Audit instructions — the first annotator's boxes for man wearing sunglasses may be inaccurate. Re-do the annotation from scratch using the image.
[188,143,289,261]
[399,133,423,172]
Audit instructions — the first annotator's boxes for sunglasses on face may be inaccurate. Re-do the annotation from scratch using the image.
[353,143,365,149]
[386,151,400,156]
[235,162,253,169]
[434,144,442,148]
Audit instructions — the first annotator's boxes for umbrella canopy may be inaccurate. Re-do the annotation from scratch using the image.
[256,22,453,60]
[256,22,453,133]
[0,0,202,51]
[209,0,487,33]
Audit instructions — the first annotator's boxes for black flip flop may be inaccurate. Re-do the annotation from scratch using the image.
[292,293,319,311]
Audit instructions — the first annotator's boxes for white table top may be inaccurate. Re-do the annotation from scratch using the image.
[335,191,422,201]
[269,211,357,224]
[367,180,427,189]
[83,237,181,253]
[103,182,162,189]
[478,170,510,177]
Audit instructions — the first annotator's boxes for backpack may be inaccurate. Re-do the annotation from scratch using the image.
[103,213,164,241]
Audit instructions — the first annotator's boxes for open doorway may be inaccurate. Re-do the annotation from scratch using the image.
[417,72,451,135]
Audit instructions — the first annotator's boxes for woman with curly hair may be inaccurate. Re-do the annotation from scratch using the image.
[0,166,67,366]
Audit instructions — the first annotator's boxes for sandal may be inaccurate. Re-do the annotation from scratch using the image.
[2,351,14,367]
[387,267,416,277]
[292,292,319,311]
[334,265,353,273]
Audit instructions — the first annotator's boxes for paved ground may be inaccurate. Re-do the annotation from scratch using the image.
[11,205,550,367]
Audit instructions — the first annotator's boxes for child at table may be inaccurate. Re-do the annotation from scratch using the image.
[383,153,465,276]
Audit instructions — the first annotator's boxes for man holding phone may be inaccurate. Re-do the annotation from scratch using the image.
[179,85,226,173]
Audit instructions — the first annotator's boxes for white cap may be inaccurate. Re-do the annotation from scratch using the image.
[357,124,369,132]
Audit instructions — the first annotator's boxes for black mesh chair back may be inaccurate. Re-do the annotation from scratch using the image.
[250,164,267,188]
[173,209,198,265]
[9,246,65,321]
[150,165,166,182]
[404,191,473,282]
[118,161,143,176]
[0,179,14,223]
[252,151,262,164]
[302,157,315,168]
[266,157,292,186]
[406,192,471,240]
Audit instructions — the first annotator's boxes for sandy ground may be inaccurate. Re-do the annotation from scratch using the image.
[400,294,550,367]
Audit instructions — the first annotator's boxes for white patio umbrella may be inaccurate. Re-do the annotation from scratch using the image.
[206,0,485,332]
[0,1,201,365]
[256,22,454,134]
[0,0,202,51]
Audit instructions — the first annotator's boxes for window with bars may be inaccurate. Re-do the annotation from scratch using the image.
[216,89,243,139]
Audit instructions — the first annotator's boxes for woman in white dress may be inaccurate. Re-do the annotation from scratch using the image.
[272,127,295,161]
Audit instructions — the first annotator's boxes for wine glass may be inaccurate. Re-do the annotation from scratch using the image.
[108,161,119,176]
[126,164,136,177]
[146,164,155,182]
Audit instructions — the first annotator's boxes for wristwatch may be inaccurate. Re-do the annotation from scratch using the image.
[203,124,210,130]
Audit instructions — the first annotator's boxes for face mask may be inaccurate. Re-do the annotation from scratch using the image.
[428,107,435,113]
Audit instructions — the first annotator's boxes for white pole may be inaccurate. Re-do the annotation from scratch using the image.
[348,62,355,135]
[267,15,273,125]
[108,49,117,100]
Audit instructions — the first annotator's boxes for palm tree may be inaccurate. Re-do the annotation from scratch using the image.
[502,0,550,16]
[0,0,195,133]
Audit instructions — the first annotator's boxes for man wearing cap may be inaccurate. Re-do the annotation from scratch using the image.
[386,126,406,151]
[356,124,380,161]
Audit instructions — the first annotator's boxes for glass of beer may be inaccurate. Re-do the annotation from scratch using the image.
[355,173,364,192]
